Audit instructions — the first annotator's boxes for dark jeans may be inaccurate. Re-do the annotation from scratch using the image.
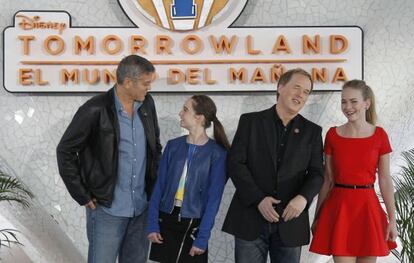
[86,205,149,263]
[234,223,301,263]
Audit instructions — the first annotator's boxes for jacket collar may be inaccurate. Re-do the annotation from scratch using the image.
[104,86,120,144]
[105,85,150,109]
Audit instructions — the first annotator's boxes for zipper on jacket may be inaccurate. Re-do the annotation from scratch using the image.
[179,146,197,217]
[176,219,193,263]
[169,201,175,214]
[170,146,197,216]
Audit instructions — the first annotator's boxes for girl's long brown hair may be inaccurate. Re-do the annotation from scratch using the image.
[191,95,230,150]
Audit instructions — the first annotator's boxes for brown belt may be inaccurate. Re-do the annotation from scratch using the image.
[335,183,374,189]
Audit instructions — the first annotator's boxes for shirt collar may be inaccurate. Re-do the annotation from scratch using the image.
[114,88,142,113]
[273,105,298,125]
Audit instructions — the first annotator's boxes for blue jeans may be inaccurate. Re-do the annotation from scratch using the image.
[234,223,301,263]
[86,205,149,263]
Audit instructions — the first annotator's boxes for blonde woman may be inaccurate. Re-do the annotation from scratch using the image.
[310,80,398,263]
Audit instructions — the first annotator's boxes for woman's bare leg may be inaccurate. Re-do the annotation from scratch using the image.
[333,256,357,263]
[356,256,377,263]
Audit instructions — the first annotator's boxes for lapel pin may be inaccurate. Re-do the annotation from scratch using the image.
[294,128,300,134]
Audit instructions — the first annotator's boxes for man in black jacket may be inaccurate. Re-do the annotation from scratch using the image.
[222,68,324,263]
[56,55,162,263]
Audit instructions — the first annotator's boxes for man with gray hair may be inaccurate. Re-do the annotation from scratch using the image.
[57,55,162,263]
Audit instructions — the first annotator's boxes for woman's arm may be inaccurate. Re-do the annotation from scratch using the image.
[313,155,334,220]
[147,142,170,236]
[378,153,398,241]
[192,151,227,251]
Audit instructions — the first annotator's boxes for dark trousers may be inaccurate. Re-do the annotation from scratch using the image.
[234,223,301,263]
[149,207,207,263]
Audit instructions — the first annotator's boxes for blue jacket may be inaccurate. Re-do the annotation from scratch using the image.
[147,136,227,250]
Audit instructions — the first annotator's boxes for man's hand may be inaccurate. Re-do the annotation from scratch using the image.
[147,232,164,244]
[189,246,205,256]
[85,198,97,210]
[282,195,307,221]
[258,197,281,223]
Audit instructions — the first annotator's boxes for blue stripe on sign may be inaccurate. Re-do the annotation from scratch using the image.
[171,0,197,19]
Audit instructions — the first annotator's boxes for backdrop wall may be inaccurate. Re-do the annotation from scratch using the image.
[1,0,412,262]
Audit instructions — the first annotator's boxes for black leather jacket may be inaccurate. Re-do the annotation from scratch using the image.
[56,87,162,207]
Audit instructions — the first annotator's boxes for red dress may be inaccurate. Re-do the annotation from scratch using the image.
[310,126,396,256]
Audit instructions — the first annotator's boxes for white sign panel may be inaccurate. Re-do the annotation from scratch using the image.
[3,1,362,93]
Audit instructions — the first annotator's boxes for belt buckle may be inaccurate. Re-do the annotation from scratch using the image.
[353,185,357,189]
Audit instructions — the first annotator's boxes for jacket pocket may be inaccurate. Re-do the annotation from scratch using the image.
[99,126,115,134]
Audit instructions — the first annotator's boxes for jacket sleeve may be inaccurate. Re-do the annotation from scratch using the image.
[299,125,324,208]
[193,150,227,250]
[227,114,266,207]
[152,99,162,173]
[146,94,162,170]
[147,141,170,234]
[56,103,98,206]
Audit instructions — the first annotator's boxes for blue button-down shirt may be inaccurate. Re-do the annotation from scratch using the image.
[102,89,147,217]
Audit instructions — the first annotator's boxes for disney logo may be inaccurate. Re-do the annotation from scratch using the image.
[16,14,66,34]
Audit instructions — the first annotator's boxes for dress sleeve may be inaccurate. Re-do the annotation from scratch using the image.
[379,127,392,155]
[324,127,334,155]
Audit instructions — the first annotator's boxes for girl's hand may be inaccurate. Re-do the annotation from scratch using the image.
[147,232,163,244]
[189,246,205,256]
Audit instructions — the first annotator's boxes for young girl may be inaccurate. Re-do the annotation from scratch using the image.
[310,80,398,263]
[147,95,230,263]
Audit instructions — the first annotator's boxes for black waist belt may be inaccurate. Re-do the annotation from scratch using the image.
[335,183,374,189]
